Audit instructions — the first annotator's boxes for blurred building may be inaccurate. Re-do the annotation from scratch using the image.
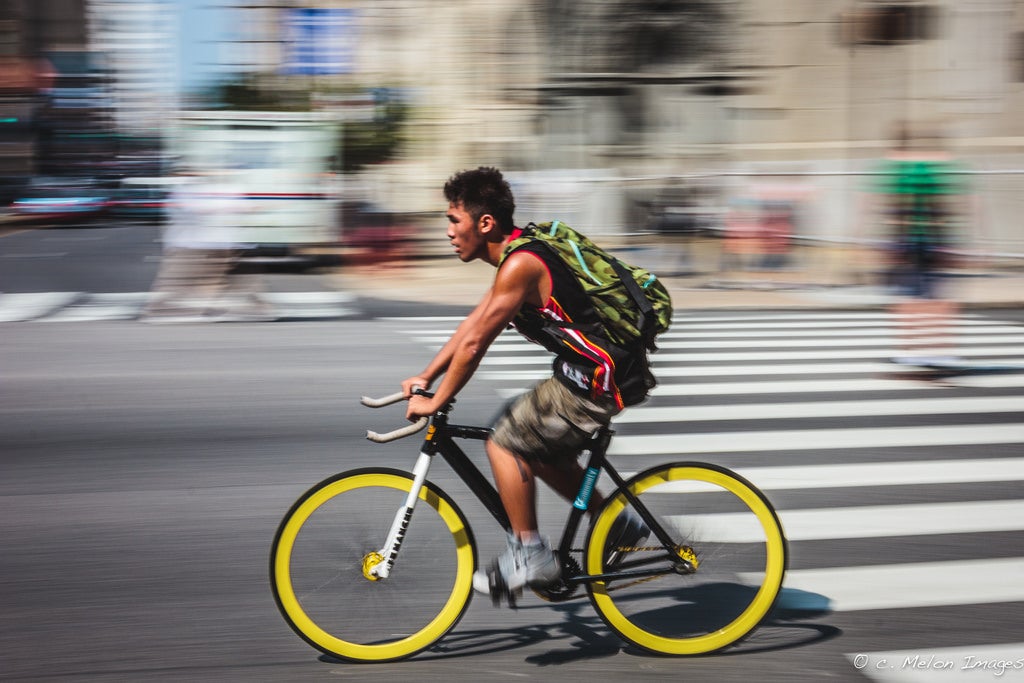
[200,1,1024,249]
[0,0,90,199]
[87,0,179,138]
[6,0,1024,254]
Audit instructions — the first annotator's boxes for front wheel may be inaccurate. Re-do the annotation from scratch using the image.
[270,468,476,662]
[586,462,787,655]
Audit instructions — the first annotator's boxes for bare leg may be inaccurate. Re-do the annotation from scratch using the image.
[486,439,605,541]
[894,297,957,357]
[486,440,539,539]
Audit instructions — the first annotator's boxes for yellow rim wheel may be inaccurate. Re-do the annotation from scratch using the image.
[271,469,475,662]
[586,464,787,655]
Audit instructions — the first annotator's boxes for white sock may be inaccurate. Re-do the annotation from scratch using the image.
[518,531,543,547]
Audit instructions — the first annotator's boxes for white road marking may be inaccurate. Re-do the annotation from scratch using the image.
[607,423,1024,455]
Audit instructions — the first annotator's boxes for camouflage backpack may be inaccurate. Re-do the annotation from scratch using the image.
[502,221,673,352]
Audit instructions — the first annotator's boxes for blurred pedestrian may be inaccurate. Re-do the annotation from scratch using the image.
[142,170,273,322]
[872,124,971,366]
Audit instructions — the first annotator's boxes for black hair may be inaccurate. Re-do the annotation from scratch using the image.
[443,166,516,234]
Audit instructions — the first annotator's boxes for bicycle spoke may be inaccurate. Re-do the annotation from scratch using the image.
[585,463,787,655]
[271,469,476,662]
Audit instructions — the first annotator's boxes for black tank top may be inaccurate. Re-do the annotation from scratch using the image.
[504,234,646,408]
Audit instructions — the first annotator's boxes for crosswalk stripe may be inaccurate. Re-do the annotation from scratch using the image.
[845,643,1024,682]
[672,318,1007,330]
[474,336,1024,353]
[648,376,1024,395]
[481,360,1024,382]
[417,326,1024,347]
[607,424,1024,455]
[673,312,988,323]
[40,293,150,322]
[0,291,361,322]
[379,316,467,322]
[656,335,1024,349]
[480,346,1024,365]
[613,396,1024,423]
[653,360,1024,377]
[0,292,82,322]
[634,457,1024,491]
[671,500,1024,543]
[770,557,1024,611]
[660,325,1024,339]
[492,375,1024,399]
[259,292,358,318]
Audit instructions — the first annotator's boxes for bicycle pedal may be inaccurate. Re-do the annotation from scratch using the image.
[485,569,521,609]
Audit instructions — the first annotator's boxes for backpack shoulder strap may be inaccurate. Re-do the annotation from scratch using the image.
[499,222,541,265]
[609,258,655,334]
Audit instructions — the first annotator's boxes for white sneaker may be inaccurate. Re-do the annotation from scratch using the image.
[473,534,560,605]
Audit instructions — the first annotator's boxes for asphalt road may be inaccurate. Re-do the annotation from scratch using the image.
[3,222,1024,682]
[3,317,1024,682]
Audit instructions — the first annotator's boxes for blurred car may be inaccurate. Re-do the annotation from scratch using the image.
[10,177,109,224]
[106,177,175,222]
[339,201,413,266]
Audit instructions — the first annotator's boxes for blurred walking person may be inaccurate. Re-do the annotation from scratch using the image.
[142,170,273,322]
[873,125,971,366]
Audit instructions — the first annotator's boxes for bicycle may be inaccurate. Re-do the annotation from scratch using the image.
[270,389,788,663]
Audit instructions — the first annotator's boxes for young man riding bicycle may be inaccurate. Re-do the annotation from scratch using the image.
[401,167,654,603]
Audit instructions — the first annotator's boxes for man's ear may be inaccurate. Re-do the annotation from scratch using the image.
[478,213,498,236]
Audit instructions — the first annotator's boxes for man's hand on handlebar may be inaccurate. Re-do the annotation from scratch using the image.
[401,376,431,398]
[405,393,439,422]
[401,376,439,422]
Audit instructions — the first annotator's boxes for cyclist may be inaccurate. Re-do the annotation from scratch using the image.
[401,167,652,604]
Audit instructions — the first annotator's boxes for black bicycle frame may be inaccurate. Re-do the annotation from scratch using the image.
[417,404,684,586]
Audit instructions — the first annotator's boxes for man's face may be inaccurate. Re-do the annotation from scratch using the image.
[446,201,487,262]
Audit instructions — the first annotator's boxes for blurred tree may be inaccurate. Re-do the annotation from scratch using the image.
[338,93,408,173]
[205,78,407,174]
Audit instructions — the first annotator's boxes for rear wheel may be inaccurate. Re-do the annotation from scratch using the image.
[586,462,787,655]
[270,468,476,662]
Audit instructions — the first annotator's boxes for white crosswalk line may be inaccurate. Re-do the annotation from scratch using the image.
[630,457,1024,492]
[607,424,1024,455]
[673,312,988,323]
[492,375,1024,399]
[771,557,1024,612]
[846,643,1024,682]
[480,346,1024,365]
[260,291,358,319]
[0,291,361,322]
[379,316,467,322]
[0,292,82,322]
[481,360,1024,381]
[671,499,1024,543]
[658,335,1024,349]
[479,336,1024,353]
[41,293,150,322]
[670,319,1008,331]
[613,396,1024,423]
[661,325,1024,339]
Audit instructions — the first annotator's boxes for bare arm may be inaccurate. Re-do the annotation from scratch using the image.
[405,253,545,420]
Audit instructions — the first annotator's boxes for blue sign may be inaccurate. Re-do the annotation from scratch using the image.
[283,8,357,75]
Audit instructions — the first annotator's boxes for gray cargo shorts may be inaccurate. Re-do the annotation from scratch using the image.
[490,377,621,467]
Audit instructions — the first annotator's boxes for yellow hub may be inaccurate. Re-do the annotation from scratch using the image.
[362,551,384,581]
[676,545,699,571]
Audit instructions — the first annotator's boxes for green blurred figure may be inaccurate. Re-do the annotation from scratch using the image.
[871,125,971,365]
